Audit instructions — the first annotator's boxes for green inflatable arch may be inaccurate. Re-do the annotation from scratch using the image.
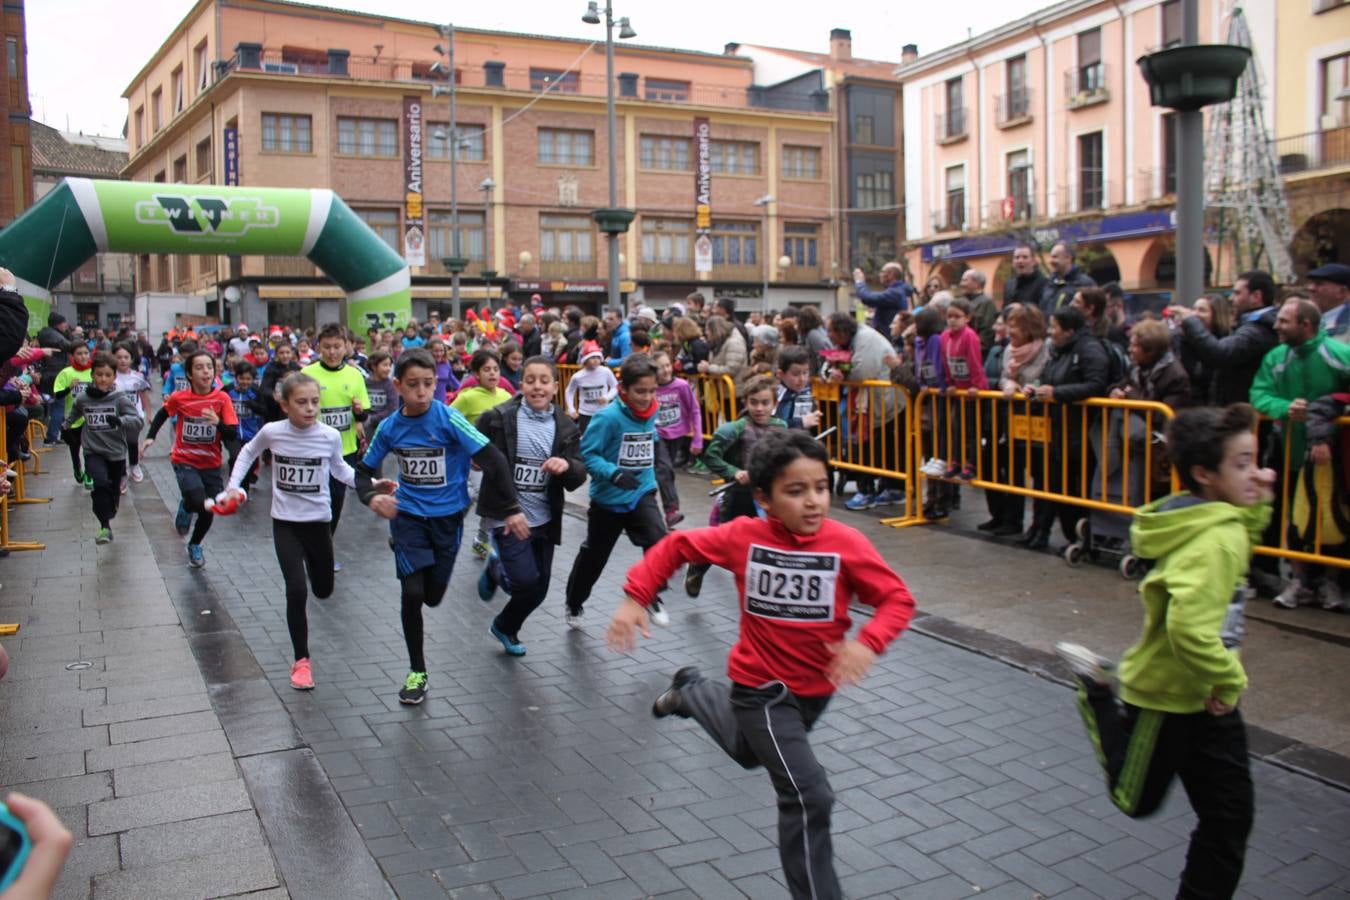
[0,177,411,333]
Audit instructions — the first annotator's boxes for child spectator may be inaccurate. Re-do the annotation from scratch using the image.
[939,296,988,481]
[651,350,702,527]
[563,341,618,434]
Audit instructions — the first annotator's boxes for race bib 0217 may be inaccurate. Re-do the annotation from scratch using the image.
[394,447,446,486]
[320,406,353,431]
[274,454,323,494]
[617,432,655,470]
[744,545,840,622]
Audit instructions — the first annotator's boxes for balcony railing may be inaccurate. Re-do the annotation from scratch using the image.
[425,256,486,277]
[539,259,595,279]
[985,194,1035,223]
[1274,127,1350,176]
[930,208,965,233]
[935,108,968,144]
[996,89,1034,126]
[264,257,318,278]
[642,261,695,280]
[1065,64,1109,108]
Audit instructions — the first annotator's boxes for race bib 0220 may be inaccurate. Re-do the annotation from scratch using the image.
[744,545,840,622]
[617,432,655,470]
[395,447,446,486]
[274,454,323,494]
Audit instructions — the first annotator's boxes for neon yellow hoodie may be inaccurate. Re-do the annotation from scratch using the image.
[1119,495,1271,712]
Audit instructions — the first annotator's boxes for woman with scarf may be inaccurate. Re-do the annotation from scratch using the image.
[986,303,1050,537]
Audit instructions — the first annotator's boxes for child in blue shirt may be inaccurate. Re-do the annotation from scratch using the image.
[226,361,267,492]
[355,348,526,705]
[563,354,668,629]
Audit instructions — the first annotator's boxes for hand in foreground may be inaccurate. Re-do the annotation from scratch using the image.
[1287,398,1308,421]
[0,792,73,900]
[371,478,397,495]
[1205,696,1234,716]
[734,470,750,485]
[825,639,877,688]
[541,456,570,476]
[503,512,530,540]
[200,405,219,425]
[606,597,650,653]
[1310,444,1331,466]
[139,437,154,455]
[369,494,398,519]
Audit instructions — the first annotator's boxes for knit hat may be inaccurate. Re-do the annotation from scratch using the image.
[579,340,603,364]
[635,306,658,324]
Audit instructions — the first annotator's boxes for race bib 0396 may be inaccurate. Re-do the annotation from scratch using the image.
[274,454,323,494]
[744,545,840,622]
[395,447,446,486]
[617,432,655,470]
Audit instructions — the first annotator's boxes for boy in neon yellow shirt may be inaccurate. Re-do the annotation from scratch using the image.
[54,343,95,488]
[451,347,513,558]
[301,324,369,565]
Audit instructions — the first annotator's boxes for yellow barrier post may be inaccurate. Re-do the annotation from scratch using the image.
[1252,415,1350,571]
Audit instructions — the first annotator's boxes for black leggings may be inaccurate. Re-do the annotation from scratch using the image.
[400,569,449,672]
[63,424,83,473]
[272,520,335,661]
[83,452,126,528]
[173,462,221,545]
[328,451,361,535]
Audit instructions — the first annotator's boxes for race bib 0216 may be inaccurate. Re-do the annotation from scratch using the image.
[274,454,323,494]
[320,406,353,431]
[182,416,215,444]
[617,432,655,470]
[513,455,548,493]
[394,447,446,486]
[744,545,840,622]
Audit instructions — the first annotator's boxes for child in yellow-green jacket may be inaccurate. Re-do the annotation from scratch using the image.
[1057,402,1273,900]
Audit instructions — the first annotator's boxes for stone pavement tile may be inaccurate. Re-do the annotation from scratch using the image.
[84,728,230,772]
[495,865,588,899]
[1051,855,1138,900]
[111,749,238,797]
[119,809,266,868]
[0,750,87,784]
[1111,859,1188,898]
[932,845,1014,892]
[612,850,686,896]
[49,833,120,900]
[378,845,472,878]
[218,890,290,900]
[107,709,220,744]
[385,872,450,900]
[432,855,528,891]
[90,846,279,900]
[87,777,251,835]
[989,849,1076,896]
[82,690,213,726]
[1269,853,1348,895]
[5,773,113,809]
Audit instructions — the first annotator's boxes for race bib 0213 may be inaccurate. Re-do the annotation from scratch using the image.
[395,447,446,486]
[513,455,548,493]
[617,432,655,470]
[744,545,840,622]
[320,406,353,431]
[274,454,323,494]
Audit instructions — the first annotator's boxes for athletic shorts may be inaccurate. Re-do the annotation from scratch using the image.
[173,462,224,500]
[390,511,464,582]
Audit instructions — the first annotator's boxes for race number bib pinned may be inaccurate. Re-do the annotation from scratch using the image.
[950,357,970,380]
[618,432,655,470]
[173,377,189,393]
[793,396,815,421]
[655,397,681,428]
[513,455,548,493]
[233,400,250,421]
[744,545,840,622]
[581,385,606,406]
[395,447,446,486]
[84,405,116,431]
[274,454,323,494]
[72,381,89,397]
[182,416,215,444]
[367,388,386,410]
[320,406,353,431]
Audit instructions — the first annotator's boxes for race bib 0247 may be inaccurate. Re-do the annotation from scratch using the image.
[274,454,323,494]
[395,447,446,486]
[617,432,655,470]
[744,545,840,622]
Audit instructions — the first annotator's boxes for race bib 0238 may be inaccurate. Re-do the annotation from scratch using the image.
[320,406,353,431]
[395,447,446,486]
[274,454,323,494]
[744,545,840,622]
[617,432,655,470]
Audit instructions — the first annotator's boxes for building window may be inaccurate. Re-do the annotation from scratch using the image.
[134,107,145,148]
[1078,131,1104,209]
[782,145,821,179]
[540,214,594,262]
[261,113,312,153]
[530,69,579,93]
[338,117,397,157]
[10,146,24,213]
[153,170,165,182]
[427,123,485,161]
[848,85,895,146]
[711,221,758,266]
[641,218,692,265]
[151,88,163,132]
[428,210,485,263]
[172,155,187,183]
[538,128,594,165]
[853,115,874,145]
[1162,114,1177,194]
[945,165,965,230]
[1077,28,1104,93]
[1322,52,1350,127]
[1004,55,1030,120]
[854,170,893,210]
[709,140,760,175]
[782,223,818,268]
[1161,0,1182,48]
[171,67,184,114]
[195,40,210,92]
[6,36,18,79]
[639,135,690,171]
[645,78,690,102]
[944,77,966,138]
[195,138,212,179]
[355,208,400,253]
[1007,149,1032,218]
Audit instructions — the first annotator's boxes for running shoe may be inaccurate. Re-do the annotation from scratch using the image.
[174,499,191,535]
[119,475,128,495]
[290,658,315,690]
[490,620,526,656]
[1272,582,1316,609]
[398,671,428,705]
[187,543,205,568]
[130,464,145,483]
[332,560,343,573]
[686,459,711,476]
[95,527,113,545]
[471,539,491,561]
[920,458,948,478]
[478,554,499,602]
[957,465,976,482]
[1054,642,1113,687]
[564,607,584,630]
[650,600,670,627]
[1320,581,1348,613]
[652,666,701,718]
[665,508,685,528]
[874,489,906,506]
[73,469,85,486]
[684,566,705,598]
[844,492,877,511]
[83,473,94,491]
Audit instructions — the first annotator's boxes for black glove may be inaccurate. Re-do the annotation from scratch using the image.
[610,470,639,490]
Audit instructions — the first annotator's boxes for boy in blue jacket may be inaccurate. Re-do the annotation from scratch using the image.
[563,353,668,629]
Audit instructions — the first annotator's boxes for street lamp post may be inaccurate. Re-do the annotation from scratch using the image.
[432,25,467,320]
[479,177,497,296]
[583,1,636,313]
[754,194,774,313]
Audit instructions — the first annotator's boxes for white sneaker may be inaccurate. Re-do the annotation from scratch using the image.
[564,610,584,630]
[921,458,948,477]
[130,464,145,483]
[119,476,128,495]
[1272,582,1316,609]
[650,603,670,627]
[1054,642,1113,686]
[1319,581,1348,613]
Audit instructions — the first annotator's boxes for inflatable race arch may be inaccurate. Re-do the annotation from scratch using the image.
[0,177,412,333]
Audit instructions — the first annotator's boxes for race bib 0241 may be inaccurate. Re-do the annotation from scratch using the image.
[395,447,446,486]
[84,405,116,431]
[744,545,840,622]
[274,454,323,494]
[617,432,655,470]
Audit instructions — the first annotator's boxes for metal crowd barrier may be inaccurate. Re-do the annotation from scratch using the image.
[813,379,920,525]
[1255,416,1350,570]
[554,363,737,442]
[0,412,46,552]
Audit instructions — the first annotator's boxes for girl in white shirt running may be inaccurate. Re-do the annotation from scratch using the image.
[226,372,392,690]
[113,342,153,485]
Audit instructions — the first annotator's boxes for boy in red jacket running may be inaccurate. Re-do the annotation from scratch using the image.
[607,429,915,900]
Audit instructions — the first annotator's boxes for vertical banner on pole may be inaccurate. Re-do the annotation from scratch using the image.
[402,96,426,267]
[693,116,712,276]
[223,128,239,186]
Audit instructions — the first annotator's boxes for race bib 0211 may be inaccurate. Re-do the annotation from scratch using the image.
[274,454,323,494]
[744,545,840,622]
[394,447,446,486]
[320,406,353,431]
[617,431,655,470]
[513,455,548,493]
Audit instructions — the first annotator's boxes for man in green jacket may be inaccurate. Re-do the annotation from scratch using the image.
[1058,403,1274,900]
